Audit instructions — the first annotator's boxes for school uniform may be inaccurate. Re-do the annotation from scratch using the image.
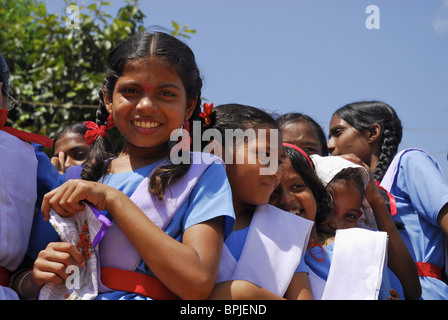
[380,149,448,299]
[97,155,235,300]
[38,152,235,300]
[0,131,37,299]
[217,204,313,298]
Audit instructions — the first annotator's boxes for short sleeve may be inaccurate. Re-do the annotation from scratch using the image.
[181,161,236,240]
[396,150,448,225]
[295,257,309,274]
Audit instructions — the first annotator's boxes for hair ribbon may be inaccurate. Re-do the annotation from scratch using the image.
[84,115,115,145]
[283,142,314,169]
[199,102,213,128]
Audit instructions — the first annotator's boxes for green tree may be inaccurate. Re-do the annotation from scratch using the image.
[0,0,195,153]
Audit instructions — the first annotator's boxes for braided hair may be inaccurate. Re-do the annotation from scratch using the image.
[81,32,206,200]
[333,101,403,181]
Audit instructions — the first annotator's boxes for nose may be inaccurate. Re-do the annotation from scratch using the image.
[327,137,336,155]
[136,95,158,113]
[272,165,282,182]
[321,212,346,231]
[64,155,76,168]
[278,187,296,208]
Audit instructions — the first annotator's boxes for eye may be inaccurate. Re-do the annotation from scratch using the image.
[120,87,140,96]
[330,128,344,138]
[290,183,306,193]
[159,90,176,97]
[302,147,317,154]
[73,151,88,161]
[344,211,360,222]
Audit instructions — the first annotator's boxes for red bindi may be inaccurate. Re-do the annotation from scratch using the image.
[145,85,151,92]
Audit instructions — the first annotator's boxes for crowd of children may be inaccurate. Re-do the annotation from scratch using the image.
[1,30,448,300]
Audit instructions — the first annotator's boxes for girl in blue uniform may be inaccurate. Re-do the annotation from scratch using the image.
[206,104,314,300]
[328,100,448,299]
[24,31,235,300]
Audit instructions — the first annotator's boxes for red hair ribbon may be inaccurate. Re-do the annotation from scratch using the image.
[375,180,397,216]
[283,142,314,169]
[199,102,213,128]
[84,115,115,146]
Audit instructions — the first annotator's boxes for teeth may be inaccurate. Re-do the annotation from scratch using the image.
[289,209,302,215]
[134,120,160,128]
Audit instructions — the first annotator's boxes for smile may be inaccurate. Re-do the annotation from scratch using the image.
[133,120,161,129]
[288,208,303,216]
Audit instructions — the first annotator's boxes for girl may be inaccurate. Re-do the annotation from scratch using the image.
[0,53,37,300]
[276,112,329,156]
[328,101,448,299]
[307,154,420,300]
[206,104,314,300]
[269,143,332,240]
[51,123,94,174]
[28,32,235,300]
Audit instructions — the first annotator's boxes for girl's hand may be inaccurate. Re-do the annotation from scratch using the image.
[339,154,381,204]
[387,288,401,300]
[32,242,85,289]
[41,179,115,221]
[51,151,66,174]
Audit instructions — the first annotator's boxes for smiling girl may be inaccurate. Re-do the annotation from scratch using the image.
[27,32,235,300]
[205,104,314,300]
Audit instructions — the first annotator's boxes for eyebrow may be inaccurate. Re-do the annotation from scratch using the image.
[117,81,183,91]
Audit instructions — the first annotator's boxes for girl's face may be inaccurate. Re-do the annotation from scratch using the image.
[327,115,371,163]
[319,179,362,234]
[105,58,196,152]
[225,130,283,214]
[269,158,317,221]
[54,131,90,168]
[281,121,323,156]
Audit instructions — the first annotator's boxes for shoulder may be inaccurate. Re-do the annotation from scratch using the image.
[398,148,442,172]
[188,152,227,181]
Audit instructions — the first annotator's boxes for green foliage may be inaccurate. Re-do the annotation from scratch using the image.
[0,0,196,154]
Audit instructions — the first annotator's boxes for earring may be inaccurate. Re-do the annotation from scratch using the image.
[182,118,190,134]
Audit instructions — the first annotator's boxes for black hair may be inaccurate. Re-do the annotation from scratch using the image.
[276,112,329,156]
[328,167,366,201]
[205,103,280,152]
[210,103,279,141]
[0,53,9,95]
[53,123,88,153]
[333,101,402,181]
[283,146,332,227]
[81,31,204,200]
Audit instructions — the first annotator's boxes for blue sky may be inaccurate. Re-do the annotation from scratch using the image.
[50,0,448,174]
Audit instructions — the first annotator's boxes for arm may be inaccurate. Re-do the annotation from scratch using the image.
[437,203,448,235]
[208,273,313,300]
[41,179,225,300]
[341,154,421,300]
[208,280,285,300]
[365,179,421,300]
[284,272,314,300]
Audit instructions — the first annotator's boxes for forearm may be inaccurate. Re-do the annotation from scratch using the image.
[208,280,285,300]
[437,203,448,235]
[105,190,224,299]
[368,191,421,300]
[9,269,40,300]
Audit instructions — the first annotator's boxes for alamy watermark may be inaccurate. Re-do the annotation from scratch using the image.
[66,5,80,30]
[365,5,380,30]
[169,121,280,176]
